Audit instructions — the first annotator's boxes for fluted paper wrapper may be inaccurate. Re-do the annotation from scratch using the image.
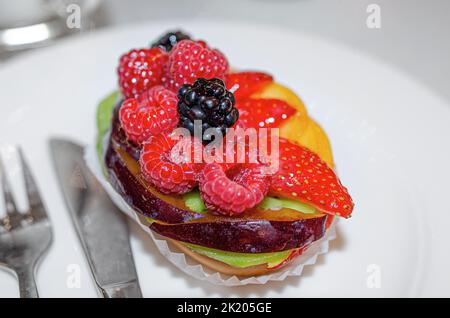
[84,143,337,286]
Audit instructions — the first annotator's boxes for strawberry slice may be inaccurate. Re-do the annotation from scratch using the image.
[235,98,296,129]
[269,138,354,218]
[225,72,273,100]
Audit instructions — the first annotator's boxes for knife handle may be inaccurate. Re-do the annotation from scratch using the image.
[101,281,143,298]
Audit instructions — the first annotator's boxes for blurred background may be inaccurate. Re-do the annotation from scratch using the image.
[1,0,449,102]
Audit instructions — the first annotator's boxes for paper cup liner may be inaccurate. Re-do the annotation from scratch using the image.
[84,142,337,286]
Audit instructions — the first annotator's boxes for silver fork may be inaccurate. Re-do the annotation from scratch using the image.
[0,148,52,298]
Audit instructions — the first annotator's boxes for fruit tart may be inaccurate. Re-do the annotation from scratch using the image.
[93,30,354,277]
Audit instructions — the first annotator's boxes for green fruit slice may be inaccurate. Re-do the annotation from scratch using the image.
[183,189,206,213]
[96,91,119,159]
[258,197,317,214]
[184,243,293,268]
[181,189,317,214]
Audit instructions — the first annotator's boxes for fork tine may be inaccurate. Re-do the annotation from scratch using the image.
[18,148,48,221]
[0,155,21,229]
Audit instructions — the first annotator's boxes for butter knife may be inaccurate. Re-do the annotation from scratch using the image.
[49,138,142,298]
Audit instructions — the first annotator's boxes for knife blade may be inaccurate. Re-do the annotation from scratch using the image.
[49,138,142,298]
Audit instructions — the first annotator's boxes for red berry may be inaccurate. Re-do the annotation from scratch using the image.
[235,98,296,129]
[269,138,354,218]
[119,86,178,145]
[140,132,204,194]
[211,131,272,171]
[165,40,229,92]
[225,72,273,100]
[199,163,270,216]
[118,48,169,99]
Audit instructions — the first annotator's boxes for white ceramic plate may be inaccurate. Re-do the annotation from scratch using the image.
[0,21,449,298]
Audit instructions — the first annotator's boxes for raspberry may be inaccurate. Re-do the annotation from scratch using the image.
[119,86,179,145]
[165,40,229,92]
[118,48,169,99]
[178,78,238,143]
[199,163,270,216]
[151,30,191,52]
[140,132,204,194]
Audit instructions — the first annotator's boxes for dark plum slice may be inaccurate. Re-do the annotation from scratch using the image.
[151,217,327,253]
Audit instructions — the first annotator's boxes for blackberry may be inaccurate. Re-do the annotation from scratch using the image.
[178,78,239,144]
[151,30,191,52]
